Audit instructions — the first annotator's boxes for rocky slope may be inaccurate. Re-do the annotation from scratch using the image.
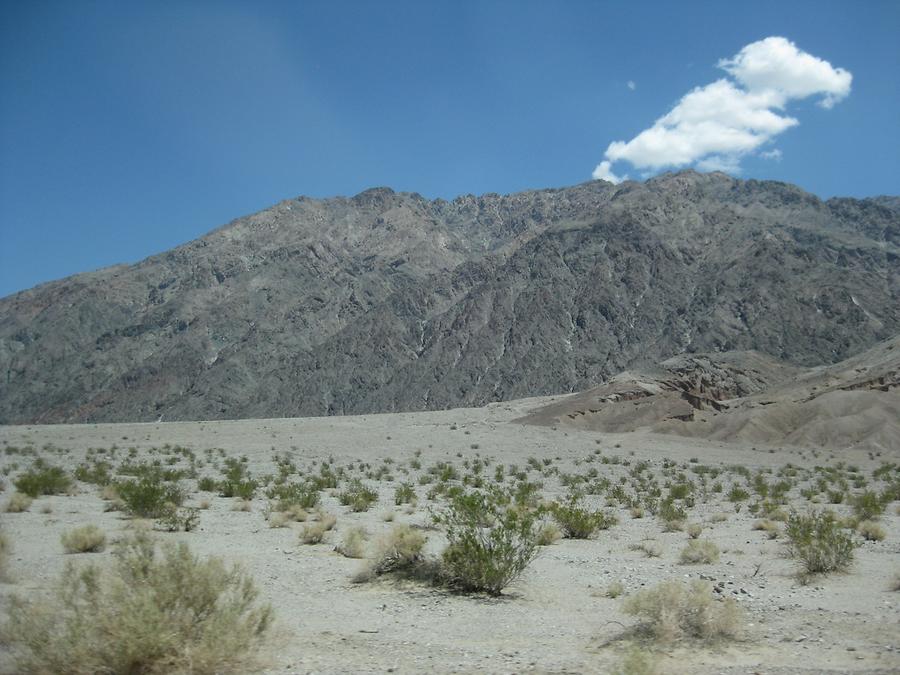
[517,335,900,451]
[1,171,898,423]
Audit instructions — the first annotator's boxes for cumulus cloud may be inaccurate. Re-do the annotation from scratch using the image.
[592,37,851,183]
[627,80,636,91]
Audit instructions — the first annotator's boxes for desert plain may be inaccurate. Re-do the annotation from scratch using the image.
[0,394,898,674]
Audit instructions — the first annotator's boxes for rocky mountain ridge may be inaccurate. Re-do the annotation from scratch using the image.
[1,170,898,423]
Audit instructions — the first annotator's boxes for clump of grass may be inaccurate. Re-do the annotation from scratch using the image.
[753,519,780,539]
[335,526,368,559]
[785,510,855,578]
[268,512,290,528]
[353,524,427,582]
[685,523,703,539]
[613,646,659,675]
[631,540,663,558]
[622,579,742,643]
[14,460,72,497]
[231,499,251,512]
[2,531,273,674]
[299,514,336,544]
[61,525,107,553]
[679,540,719,564]
[856,520,886,542]
[606,581,625,598]
[536,521,562,546]
[5,492,32,513]
[394,482,417,506]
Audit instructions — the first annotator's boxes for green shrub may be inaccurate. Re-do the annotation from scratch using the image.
[73,461,114,486]
[394,482,416,505]
[14,460,72,497]
[785,510,855,577]
[61,525,107,553]
[339,479,378,512]
[435,489,538,595]
[197,476,219,492]
[852,491,885,521]
[117,475,185,518]
[267,481,320,510]
[219,458,257,500]
[2,531,273,674]
[551,499,617,539]
[622,579,742,643]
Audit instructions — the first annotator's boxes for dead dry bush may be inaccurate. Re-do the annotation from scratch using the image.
[2,530,273,675]
[60,524,107,553]
[622,579,742,644]
[353,524,428,583]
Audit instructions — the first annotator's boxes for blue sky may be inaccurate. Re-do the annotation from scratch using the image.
[1,0,898,297]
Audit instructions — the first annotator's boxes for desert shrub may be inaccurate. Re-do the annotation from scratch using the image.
[267,481,320,510]
[686,523,703,539]
[157,506,200,532]
[727,485,750,503]
[231,499,251,512]
[354,524,428,582]
[606,581,625,598]
[299,513,336,544]
[117,474,185,518]
[613,647,659,675]
[268,512,290,528]
[394,482,417,505]
[2,531,273,674]
[197,476,219,492]
[536,521,562,546]
[339,479,378,512]
[219,459,257,500]
[74,460,114,486]
[622,579,742,643]
[632,540,663,558]
[0,529,10,581]
[551,499,617,539]
[14,460,72,497]
[856,520,886,541]
[435,489,538,595]
[679,540,720,564]
[335,526,368,559]
[852,491,885,521]
[5,492,32,513]
[785,510,855,577]
[61,525,107,553]
[753,519,780,539]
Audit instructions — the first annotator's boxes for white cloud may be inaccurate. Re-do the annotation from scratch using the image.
[593,37,851,181]
[719,36,852,109]
[760,148,783,161]
[627,80,636,91]
[592,160,626,184]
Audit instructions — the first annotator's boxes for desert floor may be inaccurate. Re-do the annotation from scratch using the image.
[1,396,898,674]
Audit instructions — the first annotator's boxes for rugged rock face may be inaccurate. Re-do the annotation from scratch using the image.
[1,170,898,423]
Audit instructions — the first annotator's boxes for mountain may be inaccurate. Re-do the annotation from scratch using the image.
[516,335,900,451]
[1,170,898,424]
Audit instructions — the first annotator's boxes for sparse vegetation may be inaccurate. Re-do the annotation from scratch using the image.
[2,531,273,674]
[14,460,72,497]
[622,579,742,643]
[785,510,856,578]
[856,520,885,541]
[61,525,107,553]
[336,526,368,558]
[679,539,720,564]
[5,492,33,513]
[354,524,428,582]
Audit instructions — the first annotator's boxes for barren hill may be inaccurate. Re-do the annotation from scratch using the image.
[1,170,898,423]
[517,335,900,451]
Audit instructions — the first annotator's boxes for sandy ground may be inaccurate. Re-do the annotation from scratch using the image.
[1,396,898,674]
